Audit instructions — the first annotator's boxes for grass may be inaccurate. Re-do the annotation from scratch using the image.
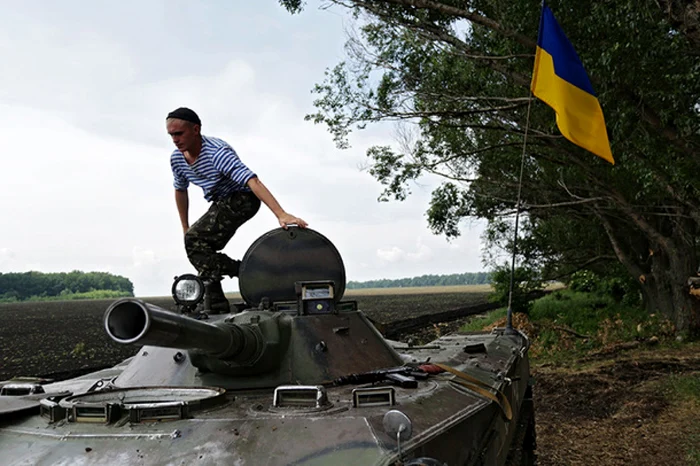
[0,290,133,303]
[460,307,507,332]
[688,428,700,466]
[460,288,700,464]
[663,373,700,402]
[457,289,673,362]
[526,289,676,363]
[661,373,700,465]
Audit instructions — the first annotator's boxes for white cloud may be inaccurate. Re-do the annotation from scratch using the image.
[0,248,16,268]
[376,238,433,264]
[0,15,136,114]
[0,3,486,297]
[132,247,158,268]
[377,246,405,263]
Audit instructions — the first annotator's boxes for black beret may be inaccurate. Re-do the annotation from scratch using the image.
[167,107,201,125]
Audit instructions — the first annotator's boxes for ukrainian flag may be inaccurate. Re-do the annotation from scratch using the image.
[531,3,614,164]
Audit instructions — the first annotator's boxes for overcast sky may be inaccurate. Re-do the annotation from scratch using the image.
[0,1,486,297]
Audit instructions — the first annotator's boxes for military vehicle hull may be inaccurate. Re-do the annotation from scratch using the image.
[0,330,533,465]
[0,228,535,465]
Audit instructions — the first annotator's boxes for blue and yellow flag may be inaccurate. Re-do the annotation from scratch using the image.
[531,3,614,164]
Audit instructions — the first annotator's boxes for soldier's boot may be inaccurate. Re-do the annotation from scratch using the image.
[222,259,242,278]
[207,279,230,314]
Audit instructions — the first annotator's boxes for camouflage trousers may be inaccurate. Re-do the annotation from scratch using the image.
[184,191,261,279]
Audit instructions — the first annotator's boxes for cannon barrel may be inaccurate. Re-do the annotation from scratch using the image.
[104,299,255,360]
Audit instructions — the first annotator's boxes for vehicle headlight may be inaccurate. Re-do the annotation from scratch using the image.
[171,274,205,305]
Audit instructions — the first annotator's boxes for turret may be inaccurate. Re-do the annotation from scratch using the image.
[103,227,404,389]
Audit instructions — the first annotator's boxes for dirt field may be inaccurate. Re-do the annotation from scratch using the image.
[533,344,700,466]
[0,289,490,381]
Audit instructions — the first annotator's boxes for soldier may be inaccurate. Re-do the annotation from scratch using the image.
[166,107,308,313]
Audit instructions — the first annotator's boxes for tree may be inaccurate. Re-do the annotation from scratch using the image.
[281,0,700,335]
[0,271,134,301]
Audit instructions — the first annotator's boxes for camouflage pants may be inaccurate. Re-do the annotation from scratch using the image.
[184,191,261,278]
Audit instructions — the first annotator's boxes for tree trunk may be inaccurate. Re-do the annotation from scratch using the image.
[643,243,700,337]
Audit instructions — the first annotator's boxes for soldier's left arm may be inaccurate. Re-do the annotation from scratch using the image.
[246,177,308,229]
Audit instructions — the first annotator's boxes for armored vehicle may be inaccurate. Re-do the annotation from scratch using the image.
[0,227,535,465]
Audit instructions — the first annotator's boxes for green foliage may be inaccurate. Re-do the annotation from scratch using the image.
[461,307,507,332]
[463,288,677,362]
[0,271,134,302]
[279,0,304,15]
[568,270,641,306]
[347,272,491,289]
[489,265,542,314]
[426,183,470,238]
[281,0,700,334]
[70,342,86,358]
[530,289,675,361]
[688,439,700,466]
[533,290,631,337]
[20,290,133,302]
[568,270,599,293]
[661,372,700,464]
[662,373,700,403]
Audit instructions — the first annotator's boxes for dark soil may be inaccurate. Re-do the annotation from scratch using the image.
[351,291,492,326]
[0,297,178,381]
[0,292,488,381]
[533,349,700,466]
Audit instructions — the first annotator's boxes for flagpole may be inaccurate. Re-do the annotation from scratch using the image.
[505,0,544,333]
[505,90,534,334]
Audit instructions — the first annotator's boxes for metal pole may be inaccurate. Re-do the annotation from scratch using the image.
[504,0,547,334]
[505,92,534,334]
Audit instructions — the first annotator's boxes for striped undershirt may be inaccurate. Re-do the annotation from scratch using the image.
[170,135,257,202]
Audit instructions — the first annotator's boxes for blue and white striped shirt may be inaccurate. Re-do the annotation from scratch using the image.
[170,135,257,202]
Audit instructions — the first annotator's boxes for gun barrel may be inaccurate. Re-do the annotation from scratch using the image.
[104,298,236,357]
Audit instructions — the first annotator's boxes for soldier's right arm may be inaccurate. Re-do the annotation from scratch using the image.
[175,189,189,234]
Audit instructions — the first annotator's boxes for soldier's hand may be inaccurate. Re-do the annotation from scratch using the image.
[278,213,308,229]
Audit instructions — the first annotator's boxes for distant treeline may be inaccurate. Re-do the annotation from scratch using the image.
[346,272,491,289]
[0,271,134,302]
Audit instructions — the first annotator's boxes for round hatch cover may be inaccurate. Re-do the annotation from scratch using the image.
[0,395,44,417]
[239,227,346,307]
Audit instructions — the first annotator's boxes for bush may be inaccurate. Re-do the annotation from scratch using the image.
[528,289,674,360]
[461,308,508,332]
[567,270,641,306]
[490,265,543,314]
[21,290,133,302]
[568,270,598,293]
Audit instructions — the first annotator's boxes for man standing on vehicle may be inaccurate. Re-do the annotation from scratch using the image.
[167,107,308,313]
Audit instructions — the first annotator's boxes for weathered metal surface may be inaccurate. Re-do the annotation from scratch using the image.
[105,299,238,356]
[0,329,531,465]
[104,303,404,390]
[114,346,198,387]
[238,227,346,307]
[287,312,404,382]
[0,227,535,465]
[0,394,44,416]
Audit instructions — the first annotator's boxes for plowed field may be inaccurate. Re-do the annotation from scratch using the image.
[0,287,491,381]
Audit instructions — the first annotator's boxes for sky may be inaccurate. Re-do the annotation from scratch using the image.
[0,1,486,297]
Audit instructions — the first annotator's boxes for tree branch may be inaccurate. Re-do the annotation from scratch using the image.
[595,209,647,281]
[371,0,537,48]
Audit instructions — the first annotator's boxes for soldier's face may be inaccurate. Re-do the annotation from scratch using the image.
[166,119,200,153]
